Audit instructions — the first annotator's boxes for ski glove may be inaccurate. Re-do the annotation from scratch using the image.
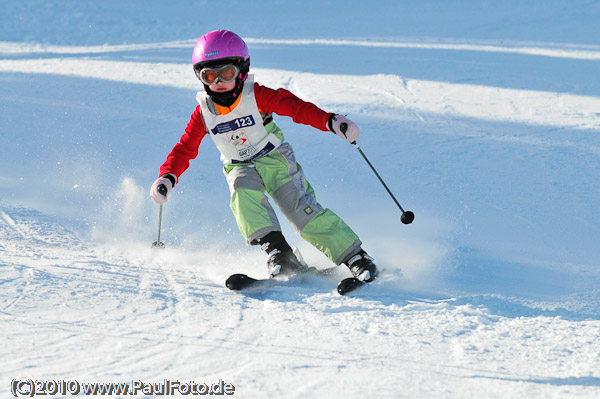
[328,114,360,143]
[150,174,176,205]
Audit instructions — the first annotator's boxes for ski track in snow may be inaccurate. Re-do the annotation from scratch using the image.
[2,32,600,398]
[3,37,600,60]
[2,56,600,135]
[2,206,600,398]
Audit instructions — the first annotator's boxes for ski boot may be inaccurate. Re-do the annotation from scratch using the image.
[345,250,378,282]
[265,247,308,278]
[252,231,307,278]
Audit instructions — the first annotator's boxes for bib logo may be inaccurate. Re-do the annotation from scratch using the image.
[228,130,248,147]
[230,130,257,158]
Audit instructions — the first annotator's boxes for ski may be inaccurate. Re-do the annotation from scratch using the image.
[337,269,384,295]
[226,267,378,295]
[336,277,367,295]
[226,273,278,291]
[225,266,337,292]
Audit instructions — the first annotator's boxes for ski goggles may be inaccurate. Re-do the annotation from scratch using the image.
[195,64,240,85]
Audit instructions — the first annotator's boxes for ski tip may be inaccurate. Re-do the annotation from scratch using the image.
[337,277,366,295]
[226,273,252,291]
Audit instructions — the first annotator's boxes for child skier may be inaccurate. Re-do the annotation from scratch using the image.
[150,30,378,283]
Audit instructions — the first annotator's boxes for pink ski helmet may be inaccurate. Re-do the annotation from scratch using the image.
[192,30,249,69]
[192,30,251,106]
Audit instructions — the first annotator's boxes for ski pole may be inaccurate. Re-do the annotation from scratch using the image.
[151,184,167,248]
[341,123,415,225]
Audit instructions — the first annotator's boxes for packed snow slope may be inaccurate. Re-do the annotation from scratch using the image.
[2,1,600,398]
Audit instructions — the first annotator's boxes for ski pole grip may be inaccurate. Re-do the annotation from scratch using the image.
[157,184,168,196]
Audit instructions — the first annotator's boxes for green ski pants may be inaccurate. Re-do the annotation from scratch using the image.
[224,142,361,265]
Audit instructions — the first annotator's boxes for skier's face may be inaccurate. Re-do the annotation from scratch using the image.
[209,80,236,93]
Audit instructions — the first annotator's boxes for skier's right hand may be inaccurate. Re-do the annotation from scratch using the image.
[150,174,176,204]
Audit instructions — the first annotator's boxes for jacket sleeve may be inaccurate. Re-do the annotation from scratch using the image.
[254,83,333,132]
[158,105,207,180]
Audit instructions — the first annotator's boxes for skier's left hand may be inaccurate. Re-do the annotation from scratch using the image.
[328,114,360,143]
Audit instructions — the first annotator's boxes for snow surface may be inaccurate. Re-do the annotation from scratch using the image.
[1,1,600,398]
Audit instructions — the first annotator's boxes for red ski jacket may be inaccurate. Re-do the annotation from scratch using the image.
[159,83,333,179]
